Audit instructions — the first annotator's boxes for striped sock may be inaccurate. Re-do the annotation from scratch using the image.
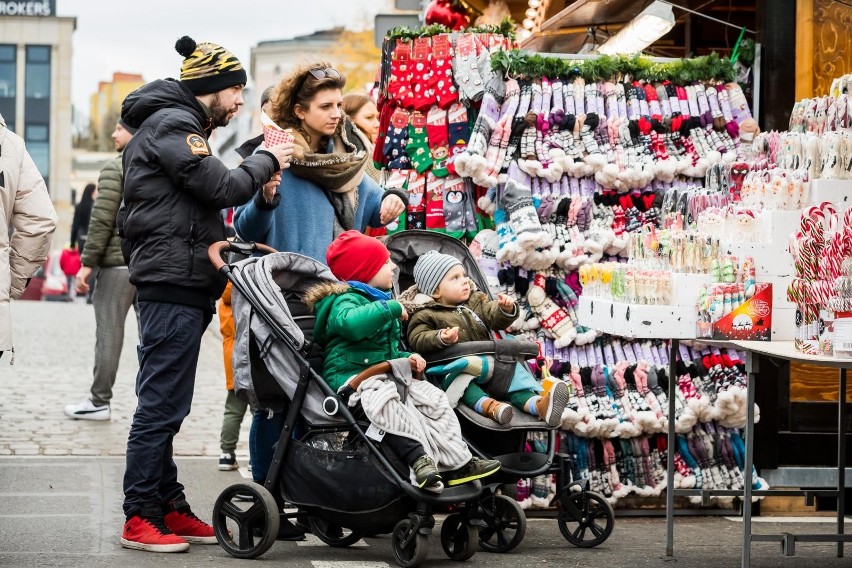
[474,396,489,414]
[526,396,541,415]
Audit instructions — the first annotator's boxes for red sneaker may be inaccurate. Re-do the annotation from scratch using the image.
[164,499,217,544]
[121,515,190,553]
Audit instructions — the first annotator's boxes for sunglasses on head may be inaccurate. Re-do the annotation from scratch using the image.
[307,67,341,80]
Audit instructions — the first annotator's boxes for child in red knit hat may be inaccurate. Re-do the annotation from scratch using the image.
[305,230,501,492]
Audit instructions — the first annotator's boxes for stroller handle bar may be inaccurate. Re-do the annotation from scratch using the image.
[208,240,278,271]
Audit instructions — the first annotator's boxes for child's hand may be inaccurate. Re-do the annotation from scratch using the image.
[440,326,460,344]
[399,306,409,321]
[409,353,426,373]
[497,293,515,311]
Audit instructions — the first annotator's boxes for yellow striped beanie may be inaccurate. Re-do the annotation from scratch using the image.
[174,36,247,95]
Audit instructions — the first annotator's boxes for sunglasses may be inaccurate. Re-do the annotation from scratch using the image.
[307,67,341,81]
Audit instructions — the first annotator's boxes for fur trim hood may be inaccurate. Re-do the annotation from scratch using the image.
[303,281,349,312]
[398,279,480,315]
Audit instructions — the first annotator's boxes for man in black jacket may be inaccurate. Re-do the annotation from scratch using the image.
[117,36,294,553]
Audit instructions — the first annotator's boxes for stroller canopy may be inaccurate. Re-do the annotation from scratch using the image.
[231,251,341,425]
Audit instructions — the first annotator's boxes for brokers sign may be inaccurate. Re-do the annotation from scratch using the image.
[0,1,55,16]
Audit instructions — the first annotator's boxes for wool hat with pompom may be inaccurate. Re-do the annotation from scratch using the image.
[325,230,389,283]
[175,35,247,95]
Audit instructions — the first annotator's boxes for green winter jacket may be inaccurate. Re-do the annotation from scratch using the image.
[403,285,518,355]
[306,282,412,392]
[80,154,126,268]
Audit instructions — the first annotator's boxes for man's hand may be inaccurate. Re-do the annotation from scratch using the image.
[440,326,460,344]
[262,172,282,202]
[380,194,406,224]
[75,266,93,294]
[497,293,515,311]
[409,353,426,373]
[399,306,409,321]
[265,141,295,171]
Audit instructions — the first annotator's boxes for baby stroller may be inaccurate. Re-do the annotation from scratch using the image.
[385,230,615,553]
[208,241,486,567]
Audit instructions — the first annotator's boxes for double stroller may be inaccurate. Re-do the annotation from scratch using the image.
[208,231,613,567]
[386,231,614,552]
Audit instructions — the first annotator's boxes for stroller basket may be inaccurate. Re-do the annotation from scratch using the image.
[282,435,400,513]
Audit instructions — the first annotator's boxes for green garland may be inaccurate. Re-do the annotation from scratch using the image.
[491,50,737,84]
[386,17,516,42]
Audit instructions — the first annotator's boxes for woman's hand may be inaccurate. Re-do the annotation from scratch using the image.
[409,353,426,373]
[380,194,406,224]
[262,172,282,203]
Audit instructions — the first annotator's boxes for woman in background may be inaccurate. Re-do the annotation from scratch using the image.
[342,92,381,183]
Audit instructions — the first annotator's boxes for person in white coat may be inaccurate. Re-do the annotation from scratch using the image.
[0,112,57,362]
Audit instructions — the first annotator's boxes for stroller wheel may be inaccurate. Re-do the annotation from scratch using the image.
[557,490,614,548]
[307,516,363,547]
[440,513,477,561]
[391,518,429,568]
[478,494,527,553]
[212,482,279,559]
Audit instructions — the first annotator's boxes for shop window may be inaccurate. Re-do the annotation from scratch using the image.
[25,123,49,189]
[25,45,50,99]
[0,45,15,132]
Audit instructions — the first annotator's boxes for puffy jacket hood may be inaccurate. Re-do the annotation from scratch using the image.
[304,281,349,345]
[121,79,209,134]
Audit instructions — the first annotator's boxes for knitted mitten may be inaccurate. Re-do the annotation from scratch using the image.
[454,76,505,178]
[527,274,576,348]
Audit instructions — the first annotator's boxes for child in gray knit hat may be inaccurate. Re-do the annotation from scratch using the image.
[404,251,568,427]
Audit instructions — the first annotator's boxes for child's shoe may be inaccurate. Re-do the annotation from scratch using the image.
[445,457,501,486]
[481,397,513,425]
[535,381,570,427]
[412,455,443,492]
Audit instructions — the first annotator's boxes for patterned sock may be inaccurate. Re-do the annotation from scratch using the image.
[442,175,467,238]
[430,34,457,109]
[426,106,449,177]
[406,171,427,230]
[425,171,446,231]
[409,36,433,111]
[384,108,411,169]
[387,39,414,107]
[446,103,471,176]
[405,111,432,173]
[525,396,541,415]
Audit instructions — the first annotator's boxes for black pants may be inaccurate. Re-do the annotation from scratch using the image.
[123,301,212,518]
[350,401,424,465]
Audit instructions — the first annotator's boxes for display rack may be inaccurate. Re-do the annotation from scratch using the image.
[667,340,851,566]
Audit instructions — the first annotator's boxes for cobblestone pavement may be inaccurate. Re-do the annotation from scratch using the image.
[0,300,249,461]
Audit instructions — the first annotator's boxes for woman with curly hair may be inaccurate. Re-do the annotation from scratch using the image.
[233,63,406,262]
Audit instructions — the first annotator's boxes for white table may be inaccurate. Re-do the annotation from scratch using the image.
[665,340,851,566]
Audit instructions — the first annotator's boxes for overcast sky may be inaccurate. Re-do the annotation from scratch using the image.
[57,0,391,116]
